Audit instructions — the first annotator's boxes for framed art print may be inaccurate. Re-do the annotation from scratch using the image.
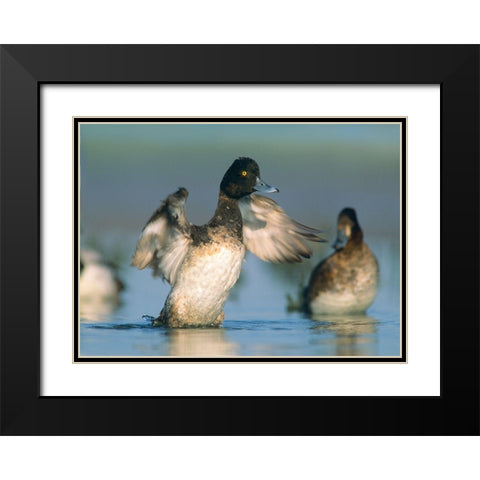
[1,45,478,435]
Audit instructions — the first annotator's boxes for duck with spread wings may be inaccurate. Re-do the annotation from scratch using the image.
[132,157,324,327]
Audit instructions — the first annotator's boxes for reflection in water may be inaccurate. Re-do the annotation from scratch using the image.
[80,297,121,322]
[167,329,238,357]
[309,314,378,356]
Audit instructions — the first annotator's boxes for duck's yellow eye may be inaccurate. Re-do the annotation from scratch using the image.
[241,170,247,177]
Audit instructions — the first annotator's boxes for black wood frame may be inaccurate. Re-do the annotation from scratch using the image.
[0,45,478,435]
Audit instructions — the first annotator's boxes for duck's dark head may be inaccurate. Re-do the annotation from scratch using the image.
[332,207,363,250]
[220,157,278,199]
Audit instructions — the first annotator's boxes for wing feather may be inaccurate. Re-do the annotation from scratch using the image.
[238,194,325,264]
[131,188,192,284]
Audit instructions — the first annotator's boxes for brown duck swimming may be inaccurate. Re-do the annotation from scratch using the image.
[306,208,379,315]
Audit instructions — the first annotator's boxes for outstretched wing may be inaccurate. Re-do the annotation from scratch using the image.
[238,194,325,263]
[131,188,192,284]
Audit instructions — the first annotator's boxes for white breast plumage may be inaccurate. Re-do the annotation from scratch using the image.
[163,241,246,326]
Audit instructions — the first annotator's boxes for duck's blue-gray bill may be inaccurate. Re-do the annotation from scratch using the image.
[254,176,279,193]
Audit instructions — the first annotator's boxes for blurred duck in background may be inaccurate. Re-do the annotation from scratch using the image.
[305,208,379,315]
[79,248,124,318]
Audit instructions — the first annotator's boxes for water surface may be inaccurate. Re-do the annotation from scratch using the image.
[80,234,400,358]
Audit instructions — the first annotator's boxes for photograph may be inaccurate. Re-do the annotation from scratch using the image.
[76,118,405,361]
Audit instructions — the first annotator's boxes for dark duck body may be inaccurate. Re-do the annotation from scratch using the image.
[132,157,324,327]
[306,208,379,315]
